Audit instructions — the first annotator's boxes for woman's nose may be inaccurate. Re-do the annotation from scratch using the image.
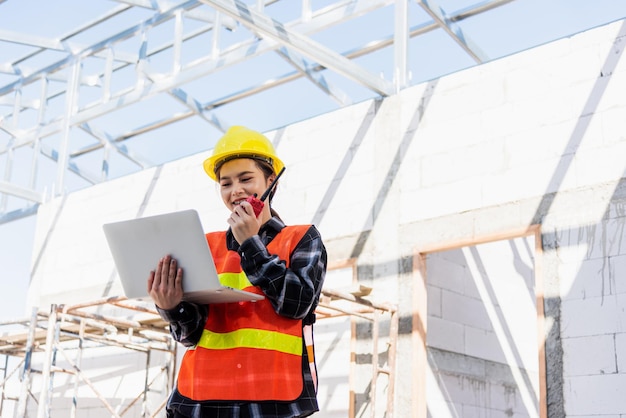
[232,183,246,195]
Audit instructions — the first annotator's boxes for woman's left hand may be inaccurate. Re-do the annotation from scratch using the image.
[147,255,184,310]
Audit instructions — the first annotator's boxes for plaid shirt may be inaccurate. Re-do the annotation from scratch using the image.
[157,217,327,418]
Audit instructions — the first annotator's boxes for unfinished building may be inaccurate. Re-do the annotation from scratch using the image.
[1,1,626,417]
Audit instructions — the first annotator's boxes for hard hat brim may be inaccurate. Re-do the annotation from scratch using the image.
[203,152,284,181]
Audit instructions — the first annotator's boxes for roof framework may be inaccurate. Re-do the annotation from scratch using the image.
[0,0,515,223]
[0,0,621,224]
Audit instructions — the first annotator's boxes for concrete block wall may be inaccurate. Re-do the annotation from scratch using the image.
[425,237,540,417]
[26,18,626,417]
[554,214,626,415]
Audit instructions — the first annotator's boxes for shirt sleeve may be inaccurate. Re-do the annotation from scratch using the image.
[156,301,208,347]
[239,225,327,320]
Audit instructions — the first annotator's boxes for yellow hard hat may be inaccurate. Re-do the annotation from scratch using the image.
[203,126,285,182]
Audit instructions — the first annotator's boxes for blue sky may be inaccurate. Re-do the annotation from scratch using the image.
[1,216,36,319]
[1,0,626,321]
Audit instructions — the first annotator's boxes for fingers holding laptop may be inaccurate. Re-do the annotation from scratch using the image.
[148,254,183,310]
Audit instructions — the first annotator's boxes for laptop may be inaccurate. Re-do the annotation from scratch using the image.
[102,209,265,304]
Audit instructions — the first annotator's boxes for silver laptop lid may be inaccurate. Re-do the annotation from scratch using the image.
[102,209,264,304]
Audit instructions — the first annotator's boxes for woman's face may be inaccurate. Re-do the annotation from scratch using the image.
[218,158,274,212]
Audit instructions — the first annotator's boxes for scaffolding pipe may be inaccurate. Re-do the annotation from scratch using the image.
[36,305,57,418]
[142,349,151,417]
[370,310,380,418]
[119,362,170,417]
[15,308,38,417]
[322,288,396,312]
[69,320,86,418]
[57,343,122,418]
[387,309,399,417]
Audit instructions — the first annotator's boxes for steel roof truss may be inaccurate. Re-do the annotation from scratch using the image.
[200,0,394,96]
[0,0,393,149]
[0,0,505,157]
[0,0,524,221]
[0,0,199,97]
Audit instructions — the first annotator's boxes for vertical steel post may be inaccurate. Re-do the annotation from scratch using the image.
[387,308,399,418]
[142,349,151,417]
[394,0,409,92]
[36,305,58,418]
[167,339,177,393]
[349,314,356,418]
[302,0,312,22]
[0,354,7,415]
[370,310,380,418]
[1,146,12,213]
[16,307,38,418]
[173,10,183,74]
[30,77,49,194]
[55,60,81,197]
[103,48,113,102]
[70,319,86,418]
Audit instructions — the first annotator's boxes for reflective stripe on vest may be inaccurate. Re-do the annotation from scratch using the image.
[218,271,253,290]
[196,328,302,355]
[177,225,311,402]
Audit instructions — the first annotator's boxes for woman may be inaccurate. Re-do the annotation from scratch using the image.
[148,126,327,418]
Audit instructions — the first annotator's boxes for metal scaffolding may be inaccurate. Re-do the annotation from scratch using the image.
[317,286,399,418]
[0,297,176,418]
[0,288,397,418]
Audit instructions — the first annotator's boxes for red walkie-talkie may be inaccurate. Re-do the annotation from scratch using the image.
[246,167,286,217]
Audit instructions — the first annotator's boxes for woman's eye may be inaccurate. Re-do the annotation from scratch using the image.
[241,177,251,182]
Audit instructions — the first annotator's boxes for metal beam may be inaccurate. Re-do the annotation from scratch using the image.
[76,123,150,168]
[167,87,229,131]
[4,4,132,69]
[394,0,409,91]
[0,204,38,224]
[0,96,39,109]
[0,29,65,51]
[451,0,516,21]
[110,0,238,29]
[200,0,394,96]
[275,47,351,105]
[417,0,489,63]
[0,181,43,203]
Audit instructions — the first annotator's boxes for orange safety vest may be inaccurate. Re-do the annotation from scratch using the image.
[177,225,311,401]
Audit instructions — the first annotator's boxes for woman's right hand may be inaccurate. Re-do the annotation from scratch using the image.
[147,255,183,310]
